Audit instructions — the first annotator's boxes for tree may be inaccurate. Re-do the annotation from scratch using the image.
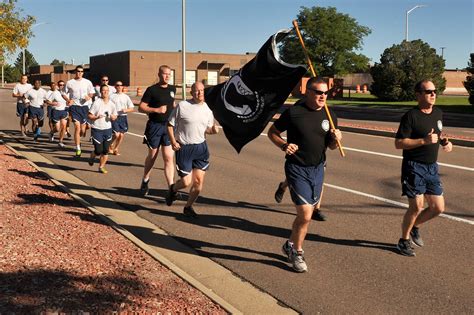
[13,49,38,74]
[279,6,371,77]
[370,40,446,101]
[0,0,36,62]
[463,53,474,105]
[3,63,20,83]
[50,58,66,66]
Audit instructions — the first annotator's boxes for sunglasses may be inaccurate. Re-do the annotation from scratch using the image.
[421,89,437,95]
[115,84,123,87]
[102,79,109,81]
[307,87,329,95]
[58,84,65,86]
[76,70,84,73]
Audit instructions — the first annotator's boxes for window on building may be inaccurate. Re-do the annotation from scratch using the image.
[207,71,218,85]
[186,70,196,87]
[169,70,175,85]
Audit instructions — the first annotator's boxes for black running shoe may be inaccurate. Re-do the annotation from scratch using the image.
[410,226,424,247]
[312,209,327,221]
[397,238,415,257]
[274,182,286,203]
[140,179,149,196]
[183,205,198,218]
[165,183,177,206]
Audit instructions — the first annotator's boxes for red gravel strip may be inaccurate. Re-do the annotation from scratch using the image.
[0,145,226,313]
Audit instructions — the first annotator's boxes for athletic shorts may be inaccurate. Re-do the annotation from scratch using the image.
[112,115,129,133]
[16,102,28,117]
[143,120,170,149]
[401,160,443,198]
[70,105,89,124]
[285,160,325,206]
[51,109,69,123]
[176,142,210,177]
[28,106,44,120]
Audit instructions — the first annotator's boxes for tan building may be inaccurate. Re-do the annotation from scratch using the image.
[443,69,469,95]
[89,50,256,91]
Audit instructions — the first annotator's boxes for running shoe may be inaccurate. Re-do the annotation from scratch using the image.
[397,238,416,257]
[274,182,286,203]
[75,149,82,157]
[99,167,108,174]
[289,249,308,273]
[58,142,65,148]
[281,240,293,262]
[88,156,95,166]
[140,179,149,196]
[183,205,198,218]
[165,183,178,206]
[312,210,327,221]
[49,132,54,142]
[410,226,424,247]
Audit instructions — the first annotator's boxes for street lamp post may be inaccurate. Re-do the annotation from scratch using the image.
[22,22,48,74]
[405,5,426,41]
[182,0,186,100]
[440,47,446,59]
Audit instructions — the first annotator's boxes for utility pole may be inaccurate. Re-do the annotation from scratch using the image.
[440,47,446,59]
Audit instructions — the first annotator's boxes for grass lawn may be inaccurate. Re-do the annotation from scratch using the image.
[288,93,473,114]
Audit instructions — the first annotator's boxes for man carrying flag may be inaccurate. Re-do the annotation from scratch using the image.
[268,77,342,273]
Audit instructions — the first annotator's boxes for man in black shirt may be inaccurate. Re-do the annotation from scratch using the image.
[138,65,177,196]
[395,79,453,257]
[268,77,342,272]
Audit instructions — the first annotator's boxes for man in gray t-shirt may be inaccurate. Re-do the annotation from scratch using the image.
[166,82,219,218]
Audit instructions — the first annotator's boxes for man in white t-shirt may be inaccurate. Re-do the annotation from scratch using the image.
[63,65,95,157]
[46,80,69,147]
[166,81,219,218]
[12,74,32,137]
[109,80,135,155]
[24,80,48,141]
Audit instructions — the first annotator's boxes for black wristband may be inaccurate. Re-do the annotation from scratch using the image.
[281,143,289,151]
[440,138,448,146]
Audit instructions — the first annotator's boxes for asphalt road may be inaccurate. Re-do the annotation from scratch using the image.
[1,88,473,314]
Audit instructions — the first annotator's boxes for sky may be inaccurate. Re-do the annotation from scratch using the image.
[10,0,474,70]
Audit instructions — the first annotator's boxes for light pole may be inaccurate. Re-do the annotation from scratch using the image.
[182,0,186,100]
[440,47,446,59]
[405,5,426,41]
[22,22,48,74]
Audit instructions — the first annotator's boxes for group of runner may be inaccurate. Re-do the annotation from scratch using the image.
[12,66,135,173]
[13,66,453,273]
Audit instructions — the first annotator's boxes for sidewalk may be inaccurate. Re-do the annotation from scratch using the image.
[0,136,296,314]
[0,144,225,313]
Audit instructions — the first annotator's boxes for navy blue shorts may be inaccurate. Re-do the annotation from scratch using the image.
[16,102,28,117]
[51,109,68,123]
[112,115,129,133]
[176,142,210,177]
[143,120,170,149]
[285,160,325,206]
[28,106,44,120]
[91,128,113,155]
[401,160,443,198]
[70,105,89,124]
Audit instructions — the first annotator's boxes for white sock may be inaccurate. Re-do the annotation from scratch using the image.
[76,145,81,150]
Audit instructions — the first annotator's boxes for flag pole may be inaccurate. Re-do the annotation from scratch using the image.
[292,20,345,157]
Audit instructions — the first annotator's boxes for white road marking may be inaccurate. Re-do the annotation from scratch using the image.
[260,133,473,171]
[126,132,144,138]
[324,183,474,225]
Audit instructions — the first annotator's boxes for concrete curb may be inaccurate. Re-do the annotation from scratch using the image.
[2,133,297,315]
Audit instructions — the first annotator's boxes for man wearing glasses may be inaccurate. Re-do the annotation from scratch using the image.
[63,65,95,157]
[95,75,116,97]
[395,80,453,257]
[267,77,342,273]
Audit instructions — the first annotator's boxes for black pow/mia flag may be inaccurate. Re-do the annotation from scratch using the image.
[204,29,307,153]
